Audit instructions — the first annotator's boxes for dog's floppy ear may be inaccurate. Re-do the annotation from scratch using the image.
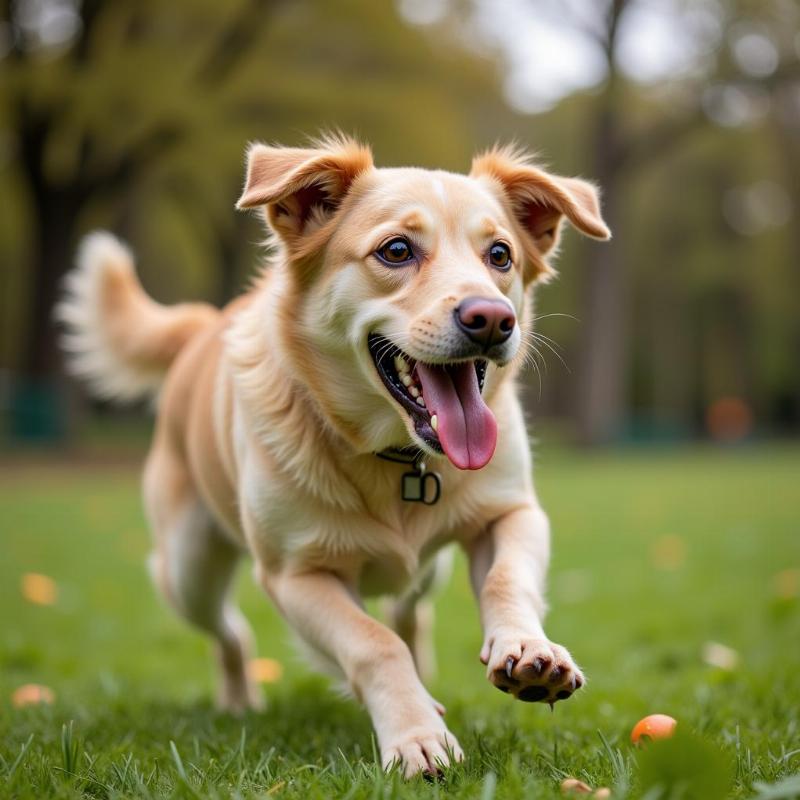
[237,135,373,247]
[471,145,610,283]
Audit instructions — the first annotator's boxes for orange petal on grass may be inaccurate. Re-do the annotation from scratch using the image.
[651,535,686,570]
[249,658,283,683]
[774,568,800,600]
[12,684,55,707]
[21,573,58,605]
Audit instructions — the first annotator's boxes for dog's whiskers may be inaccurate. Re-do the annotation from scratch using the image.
[520,345,544,400]
[520,320,571,372]
[513,331,546,398]
[371,332,417,367]
[522,331,570,374]
[525,329,564,353]
[529,312,579,324]
[374,340,397,364]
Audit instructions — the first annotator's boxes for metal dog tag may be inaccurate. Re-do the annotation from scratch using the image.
[401,469,441,505]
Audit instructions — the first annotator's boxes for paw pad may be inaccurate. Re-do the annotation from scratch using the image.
[486,639,584,706]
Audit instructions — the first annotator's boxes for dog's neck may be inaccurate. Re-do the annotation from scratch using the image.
[225,280,368,511]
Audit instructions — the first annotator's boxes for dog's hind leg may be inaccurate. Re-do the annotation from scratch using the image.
[388,596,436,683]
[143,449,262,714]
[385,548,453,682]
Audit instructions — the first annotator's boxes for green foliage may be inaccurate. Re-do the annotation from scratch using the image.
[637,730,734,799]
[2,0,799,435]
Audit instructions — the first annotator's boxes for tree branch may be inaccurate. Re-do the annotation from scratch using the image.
[604,0,630,63]
[616,106,706,174]
[72,0,107,63]
[555,0,609,50]
[84,125,185,199]
[618,60,800,174]
[194,0,289,88]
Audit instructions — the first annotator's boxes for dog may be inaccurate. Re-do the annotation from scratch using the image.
[57,134,610,777]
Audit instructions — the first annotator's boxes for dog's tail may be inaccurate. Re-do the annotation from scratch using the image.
[55,231,220,402]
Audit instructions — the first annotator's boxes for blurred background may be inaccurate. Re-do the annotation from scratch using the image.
[1,5,799,795]
[0,0,798,447]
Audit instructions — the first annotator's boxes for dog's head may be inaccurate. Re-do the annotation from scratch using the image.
[237,135,609,470]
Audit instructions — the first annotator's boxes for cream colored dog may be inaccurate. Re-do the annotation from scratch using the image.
[57,135,609,778]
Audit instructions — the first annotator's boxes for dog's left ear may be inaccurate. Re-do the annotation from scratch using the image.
[471,146,610,283]
[237,136,373,248]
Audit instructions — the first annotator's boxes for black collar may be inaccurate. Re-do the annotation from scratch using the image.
[374,446,424,466]
[373,447,441,505]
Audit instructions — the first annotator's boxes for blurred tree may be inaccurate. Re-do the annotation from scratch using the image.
[0,0,512,438]
[517,0,713,443]
[448,0,800,442]
[2,0,797,444]
[1,0,289,435]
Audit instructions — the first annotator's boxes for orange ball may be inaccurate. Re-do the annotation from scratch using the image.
[631,714,677,744]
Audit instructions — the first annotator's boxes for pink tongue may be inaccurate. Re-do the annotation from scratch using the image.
[415,362,497,470]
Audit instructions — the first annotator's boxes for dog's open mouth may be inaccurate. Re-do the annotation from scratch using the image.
[368,333,497,470]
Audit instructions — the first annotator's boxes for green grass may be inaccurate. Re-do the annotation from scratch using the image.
[1,444,799,798]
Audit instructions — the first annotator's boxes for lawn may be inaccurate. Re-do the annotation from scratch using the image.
[1,443,799,799]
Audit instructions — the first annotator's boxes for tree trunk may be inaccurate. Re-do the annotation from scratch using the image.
[772,108,800,430]
[575,101,627,444]
[22,195,79,377]
[649,233,693,438]
[10,186,82,440]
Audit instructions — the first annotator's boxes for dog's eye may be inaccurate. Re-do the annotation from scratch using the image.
[489,242,512,270]
[376,238,414,266]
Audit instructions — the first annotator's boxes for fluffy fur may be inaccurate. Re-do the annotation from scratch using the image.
[58,136,609,778]
[56,232,218,401]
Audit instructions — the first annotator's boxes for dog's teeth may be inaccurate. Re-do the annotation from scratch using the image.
[430,414,438,431]
[402,374,413,387]
[416,396,426,407]
[409,386,420,398]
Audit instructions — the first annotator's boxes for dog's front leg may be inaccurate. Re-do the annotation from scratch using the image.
[260,567,463,777]
[467,504,585,705]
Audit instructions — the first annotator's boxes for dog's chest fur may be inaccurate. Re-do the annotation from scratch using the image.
[238,444,490,595]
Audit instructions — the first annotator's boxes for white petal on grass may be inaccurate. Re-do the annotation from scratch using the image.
[702,641,739,671]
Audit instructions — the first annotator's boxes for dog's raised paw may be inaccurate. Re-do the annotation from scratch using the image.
[483,637,584,705]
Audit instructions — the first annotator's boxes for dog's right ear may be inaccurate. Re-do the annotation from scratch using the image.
[471,145,610,284]
[236,136,373,249]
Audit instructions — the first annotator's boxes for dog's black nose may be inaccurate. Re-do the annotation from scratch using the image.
[454,297,516,348]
